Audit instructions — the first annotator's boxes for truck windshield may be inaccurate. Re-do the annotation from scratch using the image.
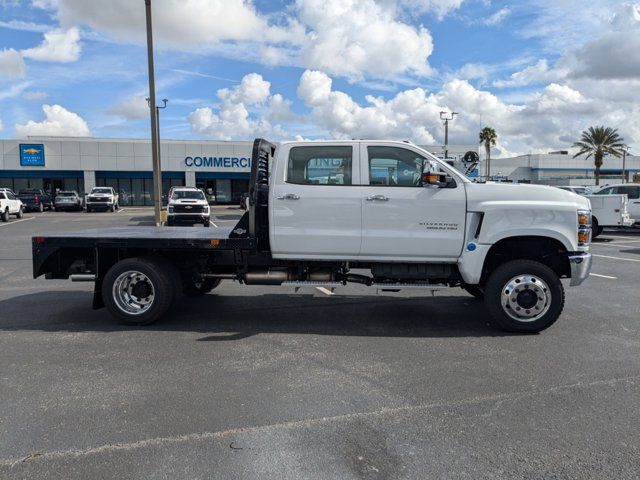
[92,188,112,194]
[172,191,205,200]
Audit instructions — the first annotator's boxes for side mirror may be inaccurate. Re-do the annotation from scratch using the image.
[422,160,455,188]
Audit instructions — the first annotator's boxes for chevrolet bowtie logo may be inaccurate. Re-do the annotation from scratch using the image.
[185,205,192,209]
[23,148,41,154]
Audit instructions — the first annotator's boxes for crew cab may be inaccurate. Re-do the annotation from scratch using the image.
[167,187,211,227]
[86,187,119,212]
[18,188,53,212]
[0,189,24,221]
[32,139,592,333]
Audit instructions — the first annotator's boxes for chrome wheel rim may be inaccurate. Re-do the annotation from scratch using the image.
[501,274,551,322]
[112,270,155,315]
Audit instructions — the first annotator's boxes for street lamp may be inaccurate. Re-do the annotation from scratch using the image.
[622,145,631,183]
[439,111,458,160]
[144,0,162,226]
[147,97,168,211]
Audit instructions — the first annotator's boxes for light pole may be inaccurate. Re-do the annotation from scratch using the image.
[622,146,631,183]
[144,0,162,226]
[440,111,458,160]
[147,97,168,209]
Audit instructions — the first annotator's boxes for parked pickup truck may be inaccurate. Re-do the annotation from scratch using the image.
[86,187,119,212]
[18,188,53,212]
[0,189,24,221]
[32,139,592,333]
[584,193,633,237]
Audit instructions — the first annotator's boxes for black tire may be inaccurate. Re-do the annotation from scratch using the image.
[39,202,44,213]
[1,208,8,222]
[461,284,484,299]
[16,206,23,219]
[484,259,564,333]
[167,218,174,227]
[102,257,176,326]
[592,217,601,238]
[183,278,221,296]
[203,220,210,227]
[109,204,115,212]
[86,207,92,213]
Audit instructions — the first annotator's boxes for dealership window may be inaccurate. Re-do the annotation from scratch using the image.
[97,173,184,206]
[368,146,424,187]
[287,146,352,185]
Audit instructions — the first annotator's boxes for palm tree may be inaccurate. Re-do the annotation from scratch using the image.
[479,127,497,180]
[572,126,625,185]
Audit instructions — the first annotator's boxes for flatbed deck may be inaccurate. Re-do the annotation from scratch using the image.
[33,226,255,249]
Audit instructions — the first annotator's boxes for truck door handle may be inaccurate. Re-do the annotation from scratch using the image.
[277,193,300,200]
[366,194,389,201]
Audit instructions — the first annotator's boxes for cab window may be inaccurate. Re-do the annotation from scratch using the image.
[368,146,424,187]
[615,186,640,199]
[287,146,352,185]
[596,187,615,195]
[0,193,5,199]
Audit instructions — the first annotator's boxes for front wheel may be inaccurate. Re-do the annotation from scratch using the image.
[39,202,44,213]
[483,259,564,333]
[16,206,23,219]
[1,208,8,222]
[102,257,176,325]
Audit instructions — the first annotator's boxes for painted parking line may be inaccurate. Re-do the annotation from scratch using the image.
[593,254,640,263]
[592,242,640,249]
[0,217,35,227]
[210,222,219,228]
[598,236,640,242]
[589,273,618,279]
[117,208,126,213]
[316,287,335,296]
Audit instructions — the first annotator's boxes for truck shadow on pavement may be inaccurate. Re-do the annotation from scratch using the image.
[0,290,516,338]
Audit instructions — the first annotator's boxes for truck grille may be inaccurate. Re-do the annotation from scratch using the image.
[174,204,204,213]
[88,197,109,202]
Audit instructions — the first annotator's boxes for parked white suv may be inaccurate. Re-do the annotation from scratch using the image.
[594,183,640,224]
[86,187,120,212]
[167,187,211,227]
[0,189,24,222]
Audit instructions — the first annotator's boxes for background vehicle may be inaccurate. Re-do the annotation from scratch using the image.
[32,138,592,334]
[54,191,84,211]
[0,190,24,221]
[594,184,640,224]
[204,188,216,205]
[18,188,53,212]
[167,187,210,227]
[86,187,119,212]
[239,192,249,210]
[557,185,593,195]
[585,194,633,237]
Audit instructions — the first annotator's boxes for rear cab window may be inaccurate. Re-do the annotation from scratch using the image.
[287,146,353,185]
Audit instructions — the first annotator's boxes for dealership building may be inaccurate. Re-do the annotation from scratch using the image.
[1,136,639,206]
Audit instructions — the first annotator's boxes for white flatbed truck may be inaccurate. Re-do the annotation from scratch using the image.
[32,139,593,333]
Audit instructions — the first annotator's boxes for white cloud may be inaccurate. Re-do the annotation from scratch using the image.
[481,7,511,26]
[188,73,287,140]
[399,0,465,19]
[0,48,26,78]
[0,81,32,101]
[295,0,433,80]
[22,27,81,63]
[494,59,566,88]
[0,118,4,133]
[15,104,91,137]
[23,90,48,100]
[106,95,149,120]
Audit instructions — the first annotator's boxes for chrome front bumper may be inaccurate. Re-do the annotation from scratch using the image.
[568,252,592,286]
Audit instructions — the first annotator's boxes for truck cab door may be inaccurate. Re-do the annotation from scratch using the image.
[359,144,467,261]
[269,143,363,259]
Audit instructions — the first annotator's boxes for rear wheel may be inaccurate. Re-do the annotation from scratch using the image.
[1,208,8,222]
[16,206,23,219]
[183,278,221,296]
[591,217,602,238]
[484,259,564,333]
[102,257,176,325]
[38,202,44,213]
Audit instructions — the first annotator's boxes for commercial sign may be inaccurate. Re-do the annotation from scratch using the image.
[184,156,251,170]
[19,144,45,167]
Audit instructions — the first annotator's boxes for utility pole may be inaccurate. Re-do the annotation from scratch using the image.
[439,111,458,160]
[145,0,162,226]
[147,97,168,206]
[622,146,631,183]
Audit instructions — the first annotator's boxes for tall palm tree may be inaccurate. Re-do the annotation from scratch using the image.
[572,126,625,185]
[479,127,497,180]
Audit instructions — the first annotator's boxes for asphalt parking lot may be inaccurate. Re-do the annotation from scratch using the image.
[1,208,639,479]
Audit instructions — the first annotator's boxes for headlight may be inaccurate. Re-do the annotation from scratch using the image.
[577,209,591,247]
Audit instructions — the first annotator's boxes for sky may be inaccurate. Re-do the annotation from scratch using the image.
[0,0,638,157]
